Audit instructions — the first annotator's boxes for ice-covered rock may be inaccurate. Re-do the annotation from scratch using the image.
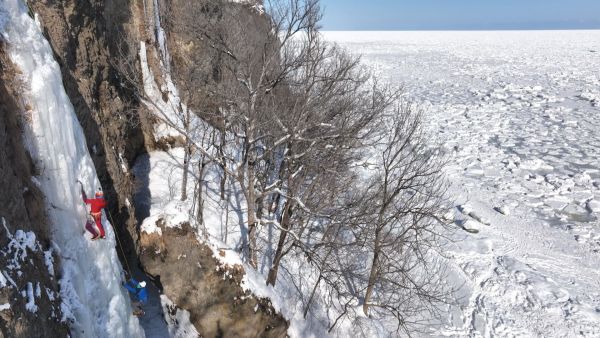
[458,204,491,225]
[561,204,589,218]
[494,206,511,215]
[520,158,553,171]
[573,172,592,186]
[586,200,600,213]
[579,90,599,106]
[544,197,570,210]
[469,211,491,225]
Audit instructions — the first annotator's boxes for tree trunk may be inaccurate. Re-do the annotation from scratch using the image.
[268,156,287,214]
[266,198,293,286]
[223,191,230,243]
[304,272,322,318]
[196,159,207,237]
[180,107,191,201]
[181,142,190,201]
[363,229,382,316]
[247,162,258,268]
[219,127,227,200]
[268,190,281,215]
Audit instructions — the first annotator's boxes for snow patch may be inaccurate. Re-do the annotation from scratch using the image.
[139,41,183,141]
[25,282,37,313]
[44,249,55,277]
[0,272,6,288]
[160,295,199,338]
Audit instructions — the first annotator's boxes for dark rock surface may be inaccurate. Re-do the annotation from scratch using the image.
[164,0,273,121]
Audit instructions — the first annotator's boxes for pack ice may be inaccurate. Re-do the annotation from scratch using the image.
[325,30,600,337]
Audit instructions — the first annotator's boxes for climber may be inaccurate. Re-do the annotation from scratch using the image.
[81,184,106,240]
[123,277,148,317]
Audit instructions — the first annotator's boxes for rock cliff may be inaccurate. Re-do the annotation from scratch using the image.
[21,0,289,335]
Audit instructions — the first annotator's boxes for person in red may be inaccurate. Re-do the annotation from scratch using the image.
[82,187,107,240]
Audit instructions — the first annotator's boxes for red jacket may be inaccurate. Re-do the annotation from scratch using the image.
[83,196,106,213]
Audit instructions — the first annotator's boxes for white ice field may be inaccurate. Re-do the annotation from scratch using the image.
[324,31,600,337]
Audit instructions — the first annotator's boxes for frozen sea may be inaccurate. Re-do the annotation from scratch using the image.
[324,31,600,337]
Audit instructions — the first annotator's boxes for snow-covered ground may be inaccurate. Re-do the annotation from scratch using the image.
[0,1,143,337]
[324,31,600,337]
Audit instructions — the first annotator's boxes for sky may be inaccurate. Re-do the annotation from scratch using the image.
[319,0,600,31]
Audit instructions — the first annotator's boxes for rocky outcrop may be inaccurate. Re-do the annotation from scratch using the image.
[0,45,69,338]
[163,0,272,119]
[140,221,288,337]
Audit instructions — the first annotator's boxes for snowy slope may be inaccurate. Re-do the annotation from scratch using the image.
[324,31,600,337]
[138,26,332,334]
[0,1,144,337]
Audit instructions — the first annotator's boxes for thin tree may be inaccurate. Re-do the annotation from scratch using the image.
[353,103,451,334]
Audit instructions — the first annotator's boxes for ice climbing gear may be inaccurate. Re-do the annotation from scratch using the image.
[106,209,133,275]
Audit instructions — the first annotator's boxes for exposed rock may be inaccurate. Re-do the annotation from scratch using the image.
[29,0,154,259]
[0,43,69,338]
[164,0,273,121]
[28,1,291,335]
[140,221,288,337]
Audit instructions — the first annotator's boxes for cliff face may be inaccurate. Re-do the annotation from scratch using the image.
[137,1,288,334]
[164,0,272,118]
[29,0,152,262]
[0,46,69,338]
[24,0,288,335]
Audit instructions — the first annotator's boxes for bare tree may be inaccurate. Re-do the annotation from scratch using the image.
[263,57,395,286]
[349,104,451,334]
[114,0,452,334]
[167,0,326,268]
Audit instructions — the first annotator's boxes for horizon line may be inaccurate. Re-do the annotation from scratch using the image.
[321,28,600,32]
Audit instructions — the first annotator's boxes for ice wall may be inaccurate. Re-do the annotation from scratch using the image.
[0,1,144,337]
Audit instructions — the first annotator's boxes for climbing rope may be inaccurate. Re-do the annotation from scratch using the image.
[106,208,133,276]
